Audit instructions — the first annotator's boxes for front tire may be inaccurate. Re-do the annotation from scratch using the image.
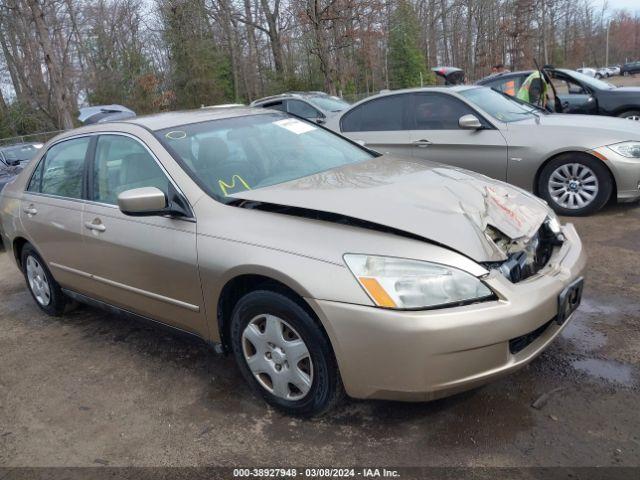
[230,290,343,416]
[21,244,68,316]
[538,154,613,216]
[619,110,640,121]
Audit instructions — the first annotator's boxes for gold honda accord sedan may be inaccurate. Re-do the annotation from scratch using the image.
[0,108,586,415]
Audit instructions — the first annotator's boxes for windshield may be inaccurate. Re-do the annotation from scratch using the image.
[562,70,616,90]
[307,96,350,112]
[155,113,373,202]
[460,87,539,123]
[0,144,41,164]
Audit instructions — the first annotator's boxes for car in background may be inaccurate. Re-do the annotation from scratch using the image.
[620,61,640,76]
[477,67,640,120]
[606,66,621,76]
[325,86,640,215]
[78,104,136,125]
[577,67,597,77]
[432,66,466,85]
[0,142,43,192]
[0,107,586,415]
[250,92,349,124]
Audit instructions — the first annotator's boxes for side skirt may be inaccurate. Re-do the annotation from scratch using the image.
[61,288,225,354]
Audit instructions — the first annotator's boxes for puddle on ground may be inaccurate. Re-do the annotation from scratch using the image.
[571,358,634,386]
[561,320,607,352]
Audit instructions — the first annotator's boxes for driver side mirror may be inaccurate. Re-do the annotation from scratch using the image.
[314,116,326,125]
[118,187,167,216]
[459,114,483,130]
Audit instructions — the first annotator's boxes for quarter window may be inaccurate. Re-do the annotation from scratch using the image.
[409,93,478,130]
[92,135,169,205]
[341,95,407,132]
[34,137,90,198]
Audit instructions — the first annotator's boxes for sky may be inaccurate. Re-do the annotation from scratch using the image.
[593,0,640,14]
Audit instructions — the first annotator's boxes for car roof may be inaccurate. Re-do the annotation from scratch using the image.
[251,92,337,105]
[363,85,480,99]
[122,106,269,131]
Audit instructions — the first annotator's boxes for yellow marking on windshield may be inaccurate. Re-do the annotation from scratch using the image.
[219,175,251,196]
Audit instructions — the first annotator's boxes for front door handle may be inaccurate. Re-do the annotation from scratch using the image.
[24,205,38,216]
[413,139,432,148]
[84,219,106,233]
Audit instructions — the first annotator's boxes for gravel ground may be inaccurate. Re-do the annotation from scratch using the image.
[0,204,639,469]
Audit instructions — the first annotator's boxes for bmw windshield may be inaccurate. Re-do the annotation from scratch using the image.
[460,87,541,123]
[156,113,374,202]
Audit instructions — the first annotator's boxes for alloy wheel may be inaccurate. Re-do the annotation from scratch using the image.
[624,114,640,121]
[548,163,599,210]
[26,256,51,306]
[241,314,313,400]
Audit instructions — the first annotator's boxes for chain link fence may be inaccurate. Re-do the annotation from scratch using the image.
[0,130,63,148]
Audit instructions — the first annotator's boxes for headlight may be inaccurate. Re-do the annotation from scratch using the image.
[545,212,561,235]
[607,141,640,158]
[344,254,494,310]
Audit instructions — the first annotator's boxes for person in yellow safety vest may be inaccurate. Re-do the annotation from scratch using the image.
[516,70,549,108]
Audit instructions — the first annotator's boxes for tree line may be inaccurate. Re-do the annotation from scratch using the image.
[0,0,639,138]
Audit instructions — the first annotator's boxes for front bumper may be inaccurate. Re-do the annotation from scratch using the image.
[593,147,640,202]
[307,224,587,401]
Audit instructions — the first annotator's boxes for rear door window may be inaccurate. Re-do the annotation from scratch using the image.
[341,95,408,132]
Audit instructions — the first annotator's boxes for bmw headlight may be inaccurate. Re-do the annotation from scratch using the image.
[344,254,494,310]
[607,141,640,159]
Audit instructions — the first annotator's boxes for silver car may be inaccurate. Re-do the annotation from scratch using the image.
[326,86,640,215]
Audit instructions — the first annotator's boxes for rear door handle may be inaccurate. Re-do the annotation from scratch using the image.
[413,139,432,148]
[24,205,38,216]
[84,219,106,233]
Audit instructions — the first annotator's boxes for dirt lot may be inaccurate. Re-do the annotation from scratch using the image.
[0,200,638,469]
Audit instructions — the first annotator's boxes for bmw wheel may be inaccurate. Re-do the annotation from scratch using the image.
[538,154,613,216]
[21,244,68,315]
[230,290,343,416]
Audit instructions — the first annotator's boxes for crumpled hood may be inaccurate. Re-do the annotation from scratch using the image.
[231,156,551,262]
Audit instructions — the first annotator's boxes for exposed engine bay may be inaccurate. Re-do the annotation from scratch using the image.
[483,219,564,283]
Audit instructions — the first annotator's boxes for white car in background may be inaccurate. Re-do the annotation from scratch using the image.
[606,66,621,76]
[577,68,597,77]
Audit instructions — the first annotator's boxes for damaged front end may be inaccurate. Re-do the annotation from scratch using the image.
[483,217,564,283]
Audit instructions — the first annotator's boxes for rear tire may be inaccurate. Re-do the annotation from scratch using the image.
[230,290,343,416]
[619,110,640,121]
[21,244,68,316]
[538,154,612,216]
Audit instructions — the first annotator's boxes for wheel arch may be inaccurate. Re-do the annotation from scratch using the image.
[533,150,617,200]
[12,236,30,268]
[215,272,332,355]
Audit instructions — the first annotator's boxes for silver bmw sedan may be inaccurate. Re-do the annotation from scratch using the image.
[326,86,640,215]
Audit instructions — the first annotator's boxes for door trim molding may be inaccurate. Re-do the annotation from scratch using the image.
[50,262,200,312]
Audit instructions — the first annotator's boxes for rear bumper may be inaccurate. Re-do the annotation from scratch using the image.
[308,224,587,401]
